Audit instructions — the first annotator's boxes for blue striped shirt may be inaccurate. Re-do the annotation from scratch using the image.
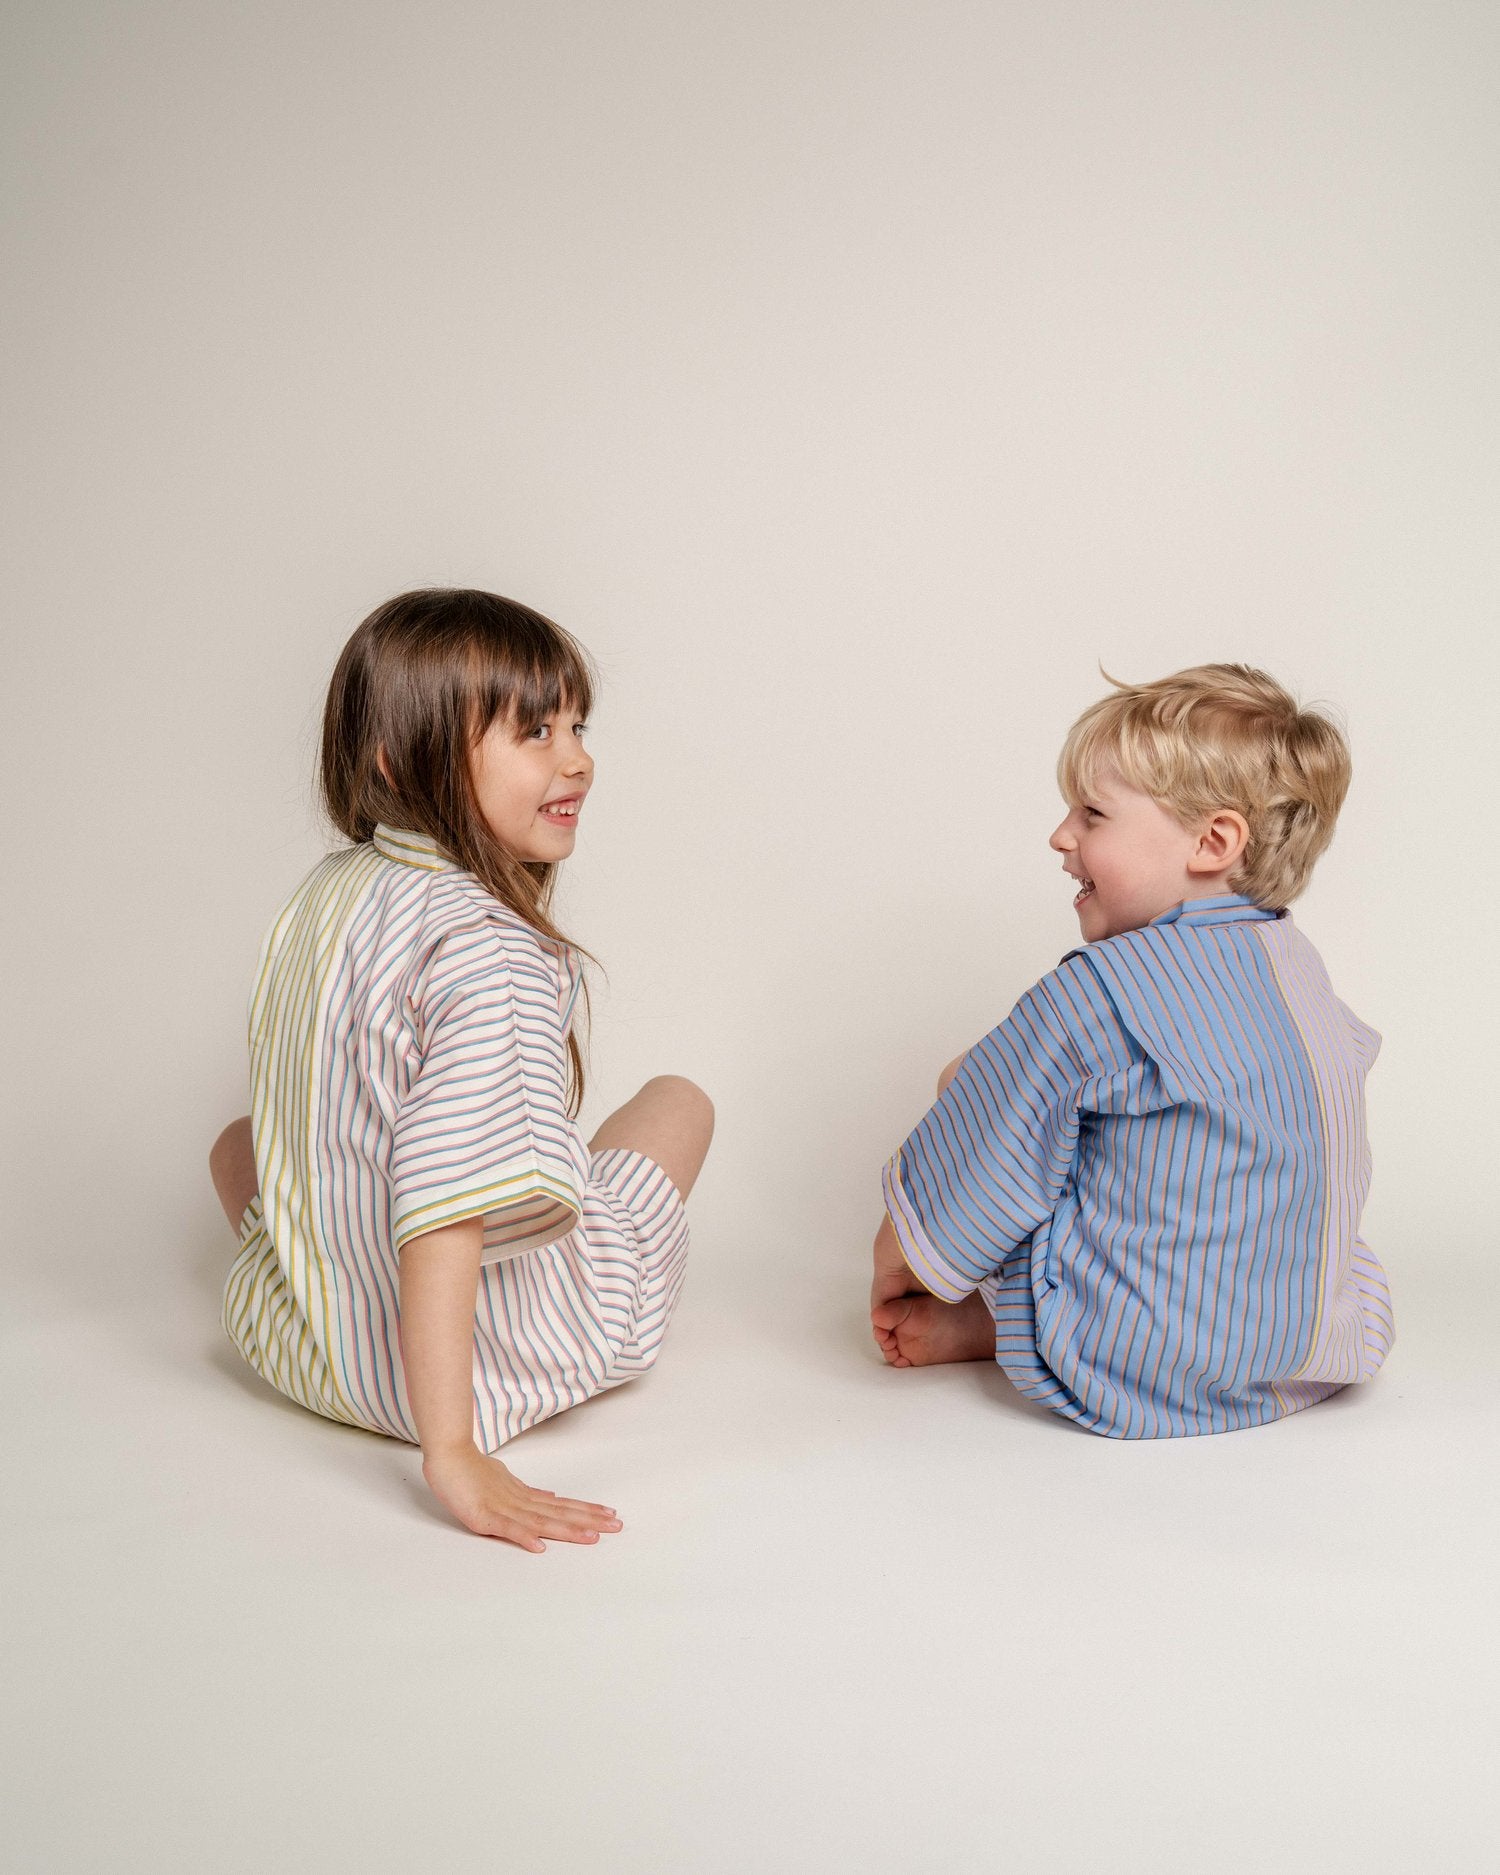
[883,896,1394,1437]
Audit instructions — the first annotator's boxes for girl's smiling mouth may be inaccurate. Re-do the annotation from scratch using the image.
[540,795,583,824]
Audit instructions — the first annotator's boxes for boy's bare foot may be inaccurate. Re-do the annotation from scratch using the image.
[871,1289,994,1368]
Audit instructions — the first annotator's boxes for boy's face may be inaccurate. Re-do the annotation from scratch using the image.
[1049,769,1208,942]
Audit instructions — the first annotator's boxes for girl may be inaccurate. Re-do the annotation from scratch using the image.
[209,588,713,1549]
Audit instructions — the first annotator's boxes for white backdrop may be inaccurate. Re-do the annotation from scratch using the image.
[4,5,1497,1869]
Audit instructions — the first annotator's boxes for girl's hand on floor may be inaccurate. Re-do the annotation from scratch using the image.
[421,1444,623,1550]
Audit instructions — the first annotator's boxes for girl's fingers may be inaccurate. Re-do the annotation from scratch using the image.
[479,1509,577,1549]
[543,1507,623,1534]
[536,1521,603,1544]
[476,1515,547,1552]
[505,1509,608,1545]
[514,1483,618,1520]
[504,1491,622,1535]
[453,1462,623,1547]
[543,1497,618,1521]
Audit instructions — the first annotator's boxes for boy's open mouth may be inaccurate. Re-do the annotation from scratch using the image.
[1072,876,1095,908]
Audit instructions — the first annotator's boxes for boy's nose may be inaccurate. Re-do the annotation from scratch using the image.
[1049,819,1074,852]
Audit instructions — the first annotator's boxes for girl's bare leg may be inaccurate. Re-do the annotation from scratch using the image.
[588,1075,714,1201]
[209,1116,258,1229]
[212,1075,714,1235]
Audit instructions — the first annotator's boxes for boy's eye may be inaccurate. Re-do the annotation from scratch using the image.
[530,724,552,742]
[1083,805,1102,819]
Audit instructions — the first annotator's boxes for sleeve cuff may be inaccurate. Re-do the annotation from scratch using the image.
[881,1154,979,1303]
[394,1154,583,1259]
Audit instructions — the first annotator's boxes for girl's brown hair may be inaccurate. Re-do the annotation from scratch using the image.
[1057,663,1351,909]
[321,588,596,1111]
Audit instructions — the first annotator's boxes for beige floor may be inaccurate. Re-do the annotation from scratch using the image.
[5,1165,1494,1872]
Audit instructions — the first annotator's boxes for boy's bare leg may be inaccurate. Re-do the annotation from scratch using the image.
[935,1052,966,1098]
[210,1116,258,1229]
[869,1051,994,1367]
[588,1075,714,1201]
[870,1215,994,1366]
[873,1290,994,1367]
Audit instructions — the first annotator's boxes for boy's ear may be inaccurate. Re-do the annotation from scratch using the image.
[1188,809,1250,876]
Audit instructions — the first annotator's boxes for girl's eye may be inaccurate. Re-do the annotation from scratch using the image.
[573,723,588,738]
[530,724,552,742]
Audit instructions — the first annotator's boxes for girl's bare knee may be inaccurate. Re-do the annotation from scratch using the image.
[210,1117,248,1176]
[588,1078,713,1196]
[210,1117,257,1225]
[643,1075,714,1138]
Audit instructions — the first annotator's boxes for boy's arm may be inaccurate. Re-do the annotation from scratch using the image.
[400,1218,621,1550]
[880,977,1091,1300]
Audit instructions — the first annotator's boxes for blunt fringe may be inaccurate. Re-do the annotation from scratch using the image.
[320,588,596,1111]
[1057,663,1351,909]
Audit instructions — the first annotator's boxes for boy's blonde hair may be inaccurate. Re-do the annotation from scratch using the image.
[1057,664,1350,908]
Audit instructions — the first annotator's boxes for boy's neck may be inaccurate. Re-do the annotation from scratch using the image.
[1179,874,1242,905]
[1131,875,1243,930]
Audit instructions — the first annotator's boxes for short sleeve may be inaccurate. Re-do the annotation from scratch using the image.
[390,924,586,1259]
[883,973,1095,1300]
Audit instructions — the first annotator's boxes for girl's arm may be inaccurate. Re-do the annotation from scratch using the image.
[400,1218,622,1550]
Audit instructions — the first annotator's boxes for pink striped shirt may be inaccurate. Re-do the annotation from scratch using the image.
[223,824,690,1449]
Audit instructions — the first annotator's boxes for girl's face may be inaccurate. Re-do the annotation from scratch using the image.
[1049,768,1205,942]
[470,698,594,863]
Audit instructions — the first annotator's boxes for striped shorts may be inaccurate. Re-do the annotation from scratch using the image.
[223,1146,691,1453]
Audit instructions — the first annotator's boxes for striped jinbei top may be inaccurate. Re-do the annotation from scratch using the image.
[223,824,690,1451]
[883,896,1394,1437]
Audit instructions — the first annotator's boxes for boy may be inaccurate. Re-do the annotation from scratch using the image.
[872,664,1393,1437]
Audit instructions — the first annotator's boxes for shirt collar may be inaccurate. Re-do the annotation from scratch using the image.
[1150,893,1281,929]
[373,822,580,1019]
[372,824,453,872]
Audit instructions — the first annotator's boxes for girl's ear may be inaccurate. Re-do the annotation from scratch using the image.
[375,745,393,785]
[1188,809,1250,876]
